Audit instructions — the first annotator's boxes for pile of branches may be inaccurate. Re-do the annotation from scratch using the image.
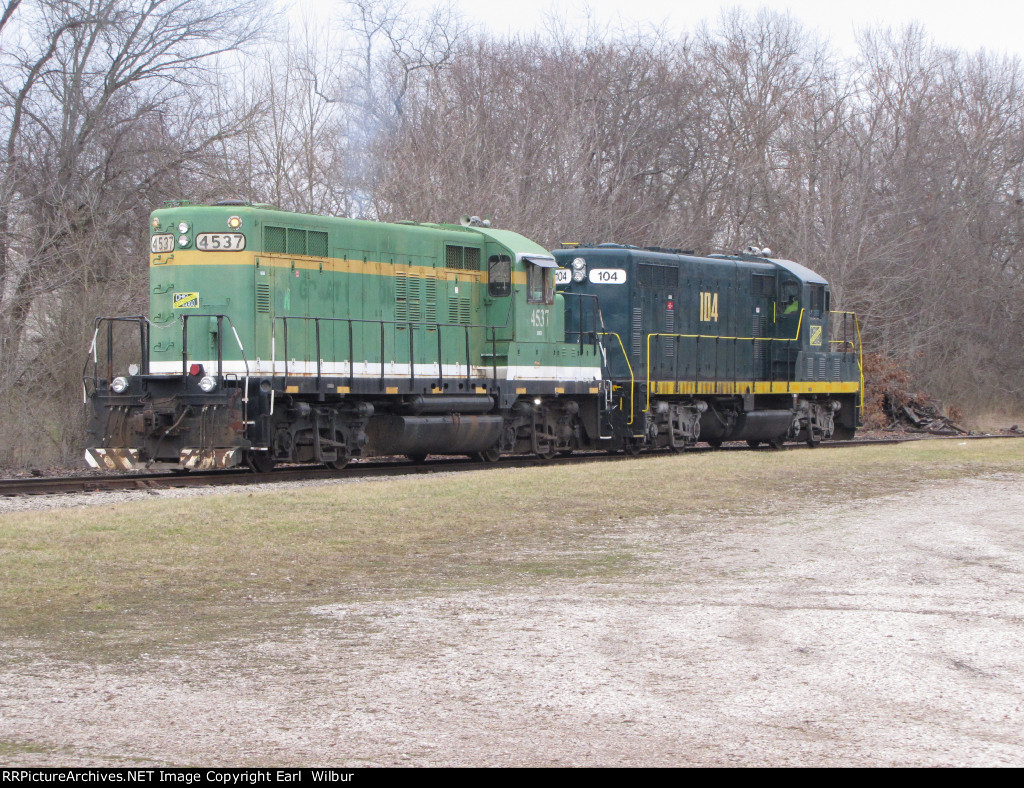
[881,392,969,435]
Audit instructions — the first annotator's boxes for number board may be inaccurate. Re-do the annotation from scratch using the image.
[555,268,572,285]
[588,269,627,284]
[150,234,174,253]
[196,233,246,251]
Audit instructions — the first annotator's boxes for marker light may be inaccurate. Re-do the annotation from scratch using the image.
[189,363,203,376]
[152,217,160,229]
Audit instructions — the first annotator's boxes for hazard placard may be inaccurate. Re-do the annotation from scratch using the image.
[173,292,199,309]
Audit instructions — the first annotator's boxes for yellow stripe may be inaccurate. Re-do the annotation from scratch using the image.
[151,250,500,283]
[651,381,860,396]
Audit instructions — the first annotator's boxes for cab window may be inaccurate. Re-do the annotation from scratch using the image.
[527,263,553,305]
[808,285,825,318]
[488,255,511,298]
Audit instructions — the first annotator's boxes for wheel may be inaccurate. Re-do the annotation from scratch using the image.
[325,458,350,470]
[474,446,501,463]
[768,437,785,450]
[406,453,428,464]
[706,439,723,449]
[806,433,821,448]
[746,440,760,449]
[625,439,643,456]
[247,451,274,473]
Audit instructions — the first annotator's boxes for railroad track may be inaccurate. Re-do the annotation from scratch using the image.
[1,433,1019,498]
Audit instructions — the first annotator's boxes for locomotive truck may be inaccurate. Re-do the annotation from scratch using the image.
[83,203,862,471]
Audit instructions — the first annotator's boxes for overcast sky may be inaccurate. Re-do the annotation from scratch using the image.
[298,0,1024,60]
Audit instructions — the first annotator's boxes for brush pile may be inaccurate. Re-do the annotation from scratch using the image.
[881,392,969,435]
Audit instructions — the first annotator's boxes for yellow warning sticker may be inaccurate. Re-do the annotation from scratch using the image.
[173,292,199,309]
[809,324,823,346]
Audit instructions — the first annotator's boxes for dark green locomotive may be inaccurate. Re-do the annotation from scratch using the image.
[553,244,862,449]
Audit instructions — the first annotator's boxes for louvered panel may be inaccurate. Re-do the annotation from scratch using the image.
[631,308,643,357]
[395,273,409,322]
[424,279,437,324]
[408,276,423,323]
[449,295,471,324]
[665,308,675,360]
[752,311,765,367]
[255,283,271,314]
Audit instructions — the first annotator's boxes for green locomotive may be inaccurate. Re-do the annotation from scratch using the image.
[84,203,604,470]
[84,204,861,471]
[553,244,862,450]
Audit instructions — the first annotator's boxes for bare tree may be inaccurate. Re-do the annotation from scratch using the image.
[0,0,267,465]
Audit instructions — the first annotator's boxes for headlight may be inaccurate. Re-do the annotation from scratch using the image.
[571,257,586,270]
[198,376,217,393]
[111,376,129,393]
[178,234,189,247]
[228,215,242,229]
[177,221,190,233]
[572,270,586,282]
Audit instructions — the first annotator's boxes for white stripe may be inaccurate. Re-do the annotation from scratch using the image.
[148,360,602,382]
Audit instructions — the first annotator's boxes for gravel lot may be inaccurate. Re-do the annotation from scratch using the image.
[2,472,1023,766]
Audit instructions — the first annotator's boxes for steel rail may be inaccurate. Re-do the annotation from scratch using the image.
[1,433,1020,498]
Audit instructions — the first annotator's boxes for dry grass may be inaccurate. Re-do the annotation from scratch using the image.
[1,438,1021,661]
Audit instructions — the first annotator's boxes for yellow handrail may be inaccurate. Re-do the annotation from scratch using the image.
[643,309,806,413]
[597,331,637,427]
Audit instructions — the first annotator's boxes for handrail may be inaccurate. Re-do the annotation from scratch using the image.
[82,315,149,400]
[267,298,524,411]
[596,331,637,429]
[84,313,253,437]
[643,309,806,413]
